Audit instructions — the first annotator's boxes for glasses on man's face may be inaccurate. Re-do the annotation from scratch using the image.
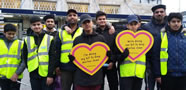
[155,11,164,14]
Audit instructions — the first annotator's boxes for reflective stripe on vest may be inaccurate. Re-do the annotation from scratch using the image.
[120,55,146,78]
[160,32,168,75]
[59,27,83,63]
[0,39,23,79]
[25,34,53,77]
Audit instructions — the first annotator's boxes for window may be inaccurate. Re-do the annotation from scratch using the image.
[68,3,89,13]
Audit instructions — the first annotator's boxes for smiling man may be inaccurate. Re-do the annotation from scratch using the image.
[0,24,25,90]
[43,14,58,37]
[95,11,118,90]
[22,16,56,90]
[158,13,186,90]
[55,9,83,90]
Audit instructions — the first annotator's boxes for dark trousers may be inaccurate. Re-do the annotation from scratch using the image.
[161,75,186,90]
[120,77,143,90]
[30,77,53,90]
[60,70,74,90]
[75,85,101,90]
[101,65,118,90]
[145,71,160,90]
[0,79,21,90]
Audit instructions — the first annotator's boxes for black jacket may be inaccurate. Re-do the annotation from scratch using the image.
[96,26,117,63]
[73,30,106,86]
[142,17,167,78]
[22,30,56,78]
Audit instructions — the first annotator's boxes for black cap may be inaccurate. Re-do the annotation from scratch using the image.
[67,9,77,15]
[80,14,92,24]
[43,14,55,21]
[30,16,41,23]
[127,15,139,24]
[151,4,166,12]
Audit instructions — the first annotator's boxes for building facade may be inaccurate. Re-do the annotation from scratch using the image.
[0,0,161,38]
[1,0,161,14]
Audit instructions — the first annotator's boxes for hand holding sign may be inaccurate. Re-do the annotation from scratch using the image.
[116,30,154,62]
[71,42,110,76]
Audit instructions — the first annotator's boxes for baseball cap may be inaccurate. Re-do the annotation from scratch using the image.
[80,14,92,24]
[127,15,139,24]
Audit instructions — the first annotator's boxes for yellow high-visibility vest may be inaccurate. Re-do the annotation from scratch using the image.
[59,27,83,63]
[25,34,53,77]
[120,55,146,78]
[0,39,23,79]
[160,32,168,75]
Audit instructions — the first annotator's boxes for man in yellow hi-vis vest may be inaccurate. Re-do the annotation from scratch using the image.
[0,24,25,90]
[158,13,186,90]
[22,16,56,90]
[55,9,83,90]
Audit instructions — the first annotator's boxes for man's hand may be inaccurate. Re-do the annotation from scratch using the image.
[10,73,19,82]
[46,77,54,86]
[155,77,161,84]
[64,26,72,34]
[109,26,115,35]
[107,62,113,70]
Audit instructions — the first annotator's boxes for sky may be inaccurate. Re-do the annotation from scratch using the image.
[162,0,186,13]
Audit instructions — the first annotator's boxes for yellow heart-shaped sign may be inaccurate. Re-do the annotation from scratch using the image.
[116,30,154,62]
[71,42,110,76]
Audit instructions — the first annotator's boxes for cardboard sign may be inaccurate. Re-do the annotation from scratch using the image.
[116,30,154,62]
[71,42,110,76]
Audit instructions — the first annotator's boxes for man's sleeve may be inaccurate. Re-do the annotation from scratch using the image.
[48,39,57,77]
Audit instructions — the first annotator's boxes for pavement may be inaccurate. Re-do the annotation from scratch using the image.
[1,69,147,90]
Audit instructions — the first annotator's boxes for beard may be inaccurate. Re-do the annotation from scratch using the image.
[47,26,54,30]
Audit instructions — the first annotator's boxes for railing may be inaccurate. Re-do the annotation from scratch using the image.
[0,0,21,8]
[34,1,56,11]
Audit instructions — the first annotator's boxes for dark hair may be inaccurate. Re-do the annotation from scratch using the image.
[96,11,107,20]
[30,16,41,23]
[167,13,183,22]
[67,9,77,15]
[4,24,16,32]
[43,14,55,22]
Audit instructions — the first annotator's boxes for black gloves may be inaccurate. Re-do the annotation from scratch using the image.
[120,48,129,61]
[68,54,75,62]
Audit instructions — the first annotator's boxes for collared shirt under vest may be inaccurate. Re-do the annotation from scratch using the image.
[0,39,23,79]
[24,34,53,77]
[59,27,83,63]
[120,55,146,79]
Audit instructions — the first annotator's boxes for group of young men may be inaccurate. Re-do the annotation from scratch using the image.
[0,4,186,90]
